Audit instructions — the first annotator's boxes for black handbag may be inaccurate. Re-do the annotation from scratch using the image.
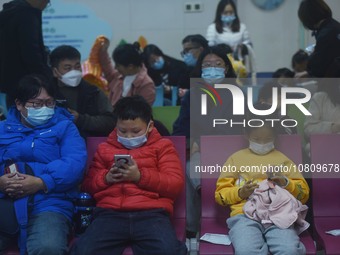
[0,198,19,235]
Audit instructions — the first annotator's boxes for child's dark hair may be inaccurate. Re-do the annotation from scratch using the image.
[113,96,152,123]
[112,43,142,67]
[244,102,279,136]
[258,81,282,102]
[49,45,81,67]
[182,34,209,49]
[272,68,295,78]
[292,49,309,69]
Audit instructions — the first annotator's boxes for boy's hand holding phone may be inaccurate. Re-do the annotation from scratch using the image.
[105,155,141,184]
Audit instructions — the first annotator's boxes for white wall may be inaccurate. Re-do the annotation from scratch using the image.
[1,0,340,72]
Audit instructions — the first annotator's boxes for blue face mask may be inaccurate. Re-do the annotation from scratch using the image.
[183,52,197,67]
[22,106,55,126]
[117,123,150,149]
[201,67,225,84]
[221,15,236,25]
[152,57,165,70]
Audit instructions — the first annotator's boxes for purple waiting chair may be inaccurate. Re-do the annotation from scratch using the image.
[310,134,340,255]
[5,136,186,255]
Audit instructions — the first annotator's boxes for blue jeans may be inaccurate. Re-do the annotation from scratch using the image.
[70,208,187,255]
[0,211,71,255]
[227,215,306,255]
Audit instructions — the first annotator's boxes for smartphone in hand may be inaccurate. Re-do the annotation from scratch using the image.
[114,155,132,168]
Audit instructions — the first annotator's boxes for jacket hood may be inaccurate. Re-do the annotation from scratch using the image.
[0,0,36,27]
[107,128,162,149]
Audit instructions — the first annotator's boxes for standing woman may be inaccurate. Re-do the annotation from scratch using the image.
[206,0,252,55]
[298,0,340,77]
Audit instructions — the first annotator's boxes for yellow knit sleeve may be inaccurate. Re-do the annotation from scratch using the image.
[215,156,243,206]
[284,159,310,204]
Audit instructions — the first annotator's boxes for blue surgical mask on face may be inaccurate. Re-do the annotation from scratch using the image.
[117,123,150,149]
[201,67,225,84]
[152,57,165,70]
[221,15,236,25]
[183,52,197,67]
[22,106,55,126]
[249,141,275,155]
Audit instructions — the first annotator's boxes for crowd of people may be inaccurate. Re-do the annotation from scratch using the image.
[0,0,339,254]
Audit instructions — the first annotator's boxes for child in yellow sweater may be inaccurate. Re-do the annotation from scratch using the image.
[215,113,309,255]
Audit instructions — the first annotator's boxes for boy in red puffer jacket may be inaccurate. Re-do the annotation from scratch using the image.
[71,95,187,255]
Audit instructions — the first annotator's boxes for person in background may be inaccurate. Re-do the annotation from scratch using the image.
[215,112,309,255]
[257,82,297,135]
[0,74,86,255]
[304,83,340,154]
[292,49,309,74]
[174,46,242,239]
[0,0,52,107]
[206,0,252,59]
[50,45,116,138]
[272,68,295,87]
[142,44,186,105]
[70,96,186,255]
[178,34,209,99]
[142,44,187,105]
[98,38,155,106]
[298,0,340,77]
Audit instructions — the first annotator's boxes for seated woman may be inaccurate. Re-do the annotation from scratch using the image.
[0,74,87,255]
[98,37,155,106]
[142,44,187,105]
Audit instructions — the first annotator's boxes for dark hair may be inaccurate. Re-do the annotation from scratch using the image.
[216,43,233,54]
[49,45,81,67]
[272,68,295,78]
[16,74,56,104]
[214,0,240,33]
[298,0,332,30]
[112,43,142,67]
[244,102,279,136]
[258,81,282,102]
[291,49,309,69]
[182,34,209,49]
[192,46,237,78]
[113,95,152,123]
[142,44,164,67]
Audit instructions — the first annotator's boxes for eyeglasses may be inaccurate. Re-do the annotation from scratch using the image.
[26,99,56,109]
[180,47,200,57]
[201,61,227,68]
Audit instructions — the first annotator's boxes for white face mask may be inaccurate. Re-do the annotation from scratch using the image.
[249,141,274,155]
[59,70,82,87]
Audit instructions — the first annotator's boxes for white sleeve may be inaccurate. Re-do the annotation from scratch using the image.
[304,93,333,137]
[206,23,217,46]
[241,23,252,47]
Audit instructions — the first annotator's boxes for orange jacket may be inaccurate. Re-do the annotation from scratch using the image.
[82,129,184,215]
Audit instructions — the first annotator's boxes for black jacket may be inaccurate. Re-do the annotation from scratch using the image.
[0,0,51,96]
[55,80,116,138]
[146,55,187,87]
[308,18,340,77]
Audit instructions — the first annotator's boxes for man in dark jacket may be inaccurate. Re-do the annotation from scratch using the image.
[50,45,116,138]
[0,0,51,106]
